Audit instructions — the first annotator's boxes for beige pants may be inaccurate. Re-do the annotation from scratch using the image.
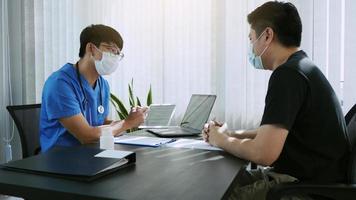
[228,167,313,200]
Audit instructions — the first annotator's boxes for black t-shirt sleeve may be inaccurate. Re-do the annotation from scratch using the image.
[261,67,308,130]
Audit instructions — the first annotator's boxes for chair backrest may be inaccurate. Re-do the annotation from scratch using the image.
[345,104,356,183]
[6,104,41,158]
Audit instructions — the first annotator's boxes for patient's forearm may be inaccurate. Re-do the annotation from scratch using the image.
[228,129,257,139]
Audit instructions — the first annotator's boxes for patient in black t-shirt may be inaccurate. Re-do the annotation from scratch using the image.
[202,1,350,199]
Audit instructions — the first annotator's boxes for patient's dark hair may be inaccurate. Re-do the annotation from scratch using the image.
[79,24,123,58]
[247,1,302,47]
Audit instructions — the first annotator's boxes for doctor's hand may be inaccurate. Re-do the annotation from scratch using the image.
[202,121,229,147]
[124,106,148,129]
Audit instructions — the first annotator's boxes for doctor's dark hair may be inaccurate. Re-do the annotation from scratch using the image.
[247,1,302,47]
[79,24,123,58]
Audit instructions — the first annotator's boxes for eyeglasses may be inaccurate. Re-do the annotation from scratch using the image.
[98,43,125,61]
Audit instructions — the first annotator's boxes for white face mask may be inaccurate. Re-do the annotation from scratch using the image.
[93,47,121,76]
[248,30,269,70]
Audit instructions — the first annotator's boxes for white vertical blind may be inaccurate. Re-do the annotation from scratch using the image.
[163,0,213,121]
[343,0,356,112]
[2,0,356,162]
[326,0,343,100]
[1,0,11,163]
[223,0,271,129]
[5,0,356,124]
[312,0,329,75]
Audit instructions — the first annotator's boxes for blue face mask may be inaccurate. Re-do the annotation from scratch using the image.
[248,30,269,70]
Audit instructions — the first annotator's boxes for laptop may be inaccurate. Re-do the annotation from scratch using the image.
[147,94,216,137]
[138,104,176,129]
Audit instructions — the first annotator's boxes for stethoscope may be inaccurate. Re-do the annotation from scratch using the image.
[75,62,105,125]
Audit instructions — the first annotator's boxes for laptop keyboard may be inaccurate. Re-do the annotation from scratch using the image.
[147,126,202,137]
[150,127,196,133]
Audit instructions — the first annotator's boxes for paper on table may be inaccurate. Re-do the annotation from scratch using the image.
[94,150,132,159]
[166,139,222,151]
[114,135,175,147]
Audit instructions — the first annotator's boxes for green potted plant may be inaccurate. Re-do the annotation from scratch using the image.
[110,78,152,132]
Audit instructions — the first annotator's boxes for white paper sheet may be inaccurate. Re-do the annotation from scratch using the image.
[114,135,176,147]
[166,139,222,151]
[94,150,132,159]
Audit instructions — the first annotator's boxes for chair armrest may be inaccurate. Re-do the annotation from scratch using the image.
[267,182,356,200]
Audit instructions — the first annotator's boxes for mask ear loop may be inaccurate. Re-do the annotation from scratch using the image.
[90,43,103,63]
[259,43,269,57]
[254,29,270,57]
[93,44,104,55]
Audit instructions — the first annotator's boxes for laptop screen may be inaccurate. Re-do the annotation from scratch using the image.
[180,94,216,130]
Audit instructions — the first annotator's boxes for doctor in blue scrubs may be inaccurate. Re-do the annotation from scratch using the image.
[40,24,147,152]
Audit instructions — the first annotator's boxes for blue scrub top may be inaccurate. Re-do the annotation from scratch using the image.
[40,63,110,152]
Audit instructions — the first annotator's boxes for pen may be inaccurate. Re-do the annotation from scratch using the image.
[167,138,177,144]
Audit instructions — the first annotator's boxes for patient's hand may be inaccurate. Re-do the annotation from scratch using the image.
[202,121,229,147]
[202,122,229,147]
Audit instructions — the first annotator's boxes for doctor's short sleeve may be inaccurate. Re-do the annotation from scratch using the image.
[42,77,81,120]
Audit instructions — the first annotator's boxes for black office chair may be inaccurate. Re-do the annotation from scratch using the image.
[6,104,42,158]
[267,104,356,200]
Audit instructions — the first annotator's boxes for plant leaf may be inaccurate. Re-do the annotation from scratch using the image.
[131,78,134,90]
[136,97,141,106]
[117,111,126,121]
[147,84,152,106]
[110,98,118,109]
[110,99,126,120]
[128,83,135,107]
[110,93,128,117]
[131,78,136,106]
